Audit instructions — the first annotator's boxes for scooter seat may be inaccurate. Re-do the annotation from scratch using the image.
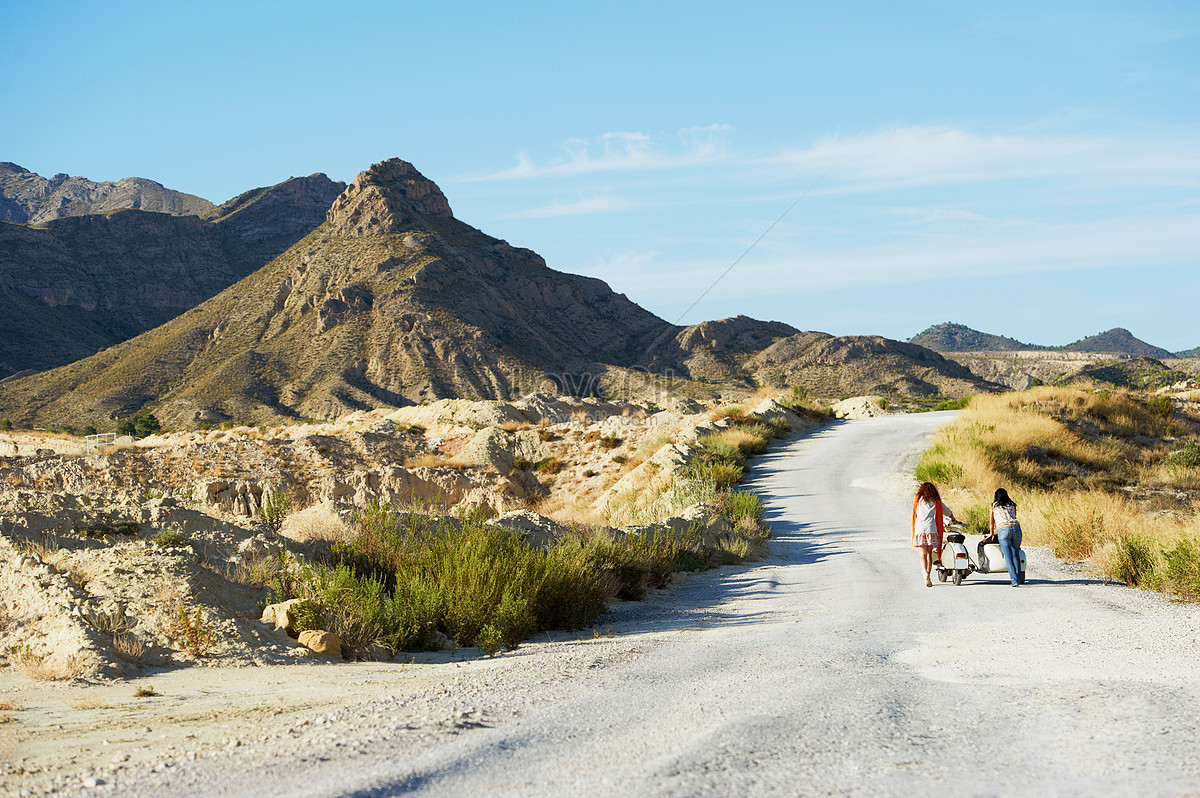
[945,533,965,544]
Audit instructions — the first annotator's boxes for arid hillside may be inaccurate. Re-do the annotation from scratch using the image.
[0,174,345,376]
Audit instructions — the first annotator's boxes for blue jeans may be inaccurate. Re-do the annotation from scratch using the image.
[998,524,1023,586]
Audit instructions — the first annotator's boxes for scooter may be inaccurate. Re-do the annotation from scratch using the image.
[933,525,973,585]
[934,524,1026,586]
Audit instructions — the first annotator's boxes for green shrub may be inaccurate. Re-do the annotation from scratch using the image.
[934,397,971,412]
[151,527,187,548]
[512,455,533,470]
[698,436,747,467]
[719,490,764,526]
[535,457,563,475]
[116,419,135,437]
[260,488,293,533]
[1166,442,1200,470]
[134,413,161,438]
[914,458,963,486]
[1110,533,1157,587]
[1147,396,1173,418]
[599,434,622,450]
[1159,537,1200,601]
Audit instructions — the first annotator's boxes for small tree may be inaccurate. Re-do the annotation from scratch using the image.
[134,412,161,438]
[0,419,11,431]
[81,425,98,437]
[116,419,135,437]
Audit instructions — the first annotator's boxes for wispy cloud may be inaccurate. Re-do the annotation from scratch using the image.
[470,124,731,181]
[504,194,635,219]
[766,126,1200,193]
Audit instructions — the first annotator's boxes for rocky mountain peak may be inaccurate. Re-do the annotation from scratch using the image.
[326,158,453,237]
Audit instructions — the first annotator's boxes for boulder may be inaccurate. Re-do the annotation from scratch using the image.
[831,396,889,419]
[298,629,341,659]
[748,398,809,430]
[457,427,515,474]
[260,598,305,637]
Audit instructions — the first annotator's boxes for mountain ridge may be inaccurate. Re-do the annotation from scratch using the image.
[0,173,345,376]
[0,162,214,224]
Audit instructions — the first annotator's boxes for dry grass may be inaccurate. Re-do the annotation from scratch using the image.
[70,695,111,710]
[499,420,532,432]
[919,386,1200,599]
[13,647,89,682]
[281,502,354,543]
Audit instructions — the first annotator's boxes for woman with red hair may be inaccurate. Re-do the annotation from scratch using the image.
[912,481,959,587]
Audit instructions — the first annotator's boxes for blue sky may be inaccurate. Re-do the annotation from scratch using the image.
[3,1,1199,349]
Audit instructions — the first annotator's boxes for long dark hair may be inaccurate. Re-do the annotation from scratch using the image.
[916,482,941,503]
[993,488,1016,508]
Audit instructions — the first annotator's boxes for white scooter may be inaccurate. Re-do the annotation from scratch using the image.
[933,526,973,586]
[934,524,1026,586]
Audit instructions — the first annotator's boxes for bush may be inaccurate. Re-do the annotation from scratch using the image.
[934,397,971,412]
[1166,442,1200,470]
[719,490,764,526]
[535,457,563,475]
[284,512,608,656]
[1160,537,1200,601]
[260,488,293,533]
[1109,533,1157,587]
[134,412,161,438]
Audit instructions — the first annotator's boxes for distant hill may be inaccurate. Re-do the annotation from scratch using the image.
[1176,347,1200,358]
[1062,328,1174,359]
[1066,357,1189,389]
[0,162,214,224]
[0,173,345,376]
[909,322,1039,353]
[746,333,1002,399]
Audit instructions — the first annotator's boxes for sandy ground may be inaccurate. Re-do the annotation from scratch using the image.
[5,411,1200,796]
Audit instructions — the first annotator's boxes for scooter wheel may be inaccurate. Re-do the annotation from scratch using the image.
[937,570,947,582]
[1018,571,1026,585]
[952,569,962,586]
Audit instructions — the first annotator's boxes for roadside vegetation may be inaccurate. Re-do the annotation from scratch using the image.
[916,386,1200,600]
[251,398,824,658]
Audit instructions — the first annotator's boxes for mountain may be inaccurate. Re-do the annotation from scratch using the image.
[0,174,345,376]
[909,322,1039,353]
[1177,347,1200,358]
[0,159,677,429]
[1062,328,1174,358]
[670,315,801,383]
[746,333,1002,399]
[0,162,213,224]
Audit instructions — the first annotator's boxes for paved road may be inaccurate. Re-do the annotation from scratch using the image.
[118,413,1200,797]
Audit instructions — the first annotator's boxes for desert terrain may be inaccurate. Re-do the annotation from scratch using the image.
[4,411,1200,796]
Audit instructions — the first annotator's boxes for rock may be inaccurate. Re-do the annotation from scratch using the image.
[488,510,569,548]
[748,398,809,430]
[457,427,515,474]
[238,534,281,559]
[261,599,305,637]
[831,396,889,419]
[298,629,341,659]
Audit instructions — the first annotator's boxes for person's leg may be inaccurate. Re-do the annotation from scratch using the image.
[920,546,933,585]
[1013,525,1024,583]
[998,527,1019,586]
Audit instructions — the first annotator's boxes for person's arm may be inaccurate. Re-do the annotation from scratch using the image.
[989,505,996,535]
[943,502,958,525]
